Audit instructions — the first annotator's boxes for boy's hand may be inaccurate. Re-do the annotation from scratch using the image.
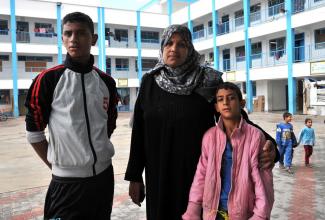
[259,140,276,170]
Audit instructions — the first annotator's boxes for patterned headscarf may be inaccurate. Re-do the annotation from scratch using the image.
[147,24,223,102]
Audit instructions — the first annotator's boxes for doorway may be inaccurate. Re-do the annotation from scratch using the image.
[294,33,305,62]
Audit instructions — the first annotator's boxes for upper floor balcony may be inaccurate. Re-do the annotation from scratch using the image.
[192,0,325,42]
[217,43,325,72]
[0,29,162,50]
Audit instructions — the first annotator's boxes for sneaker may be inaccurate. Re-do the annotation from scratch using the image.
[279,164,285,169]
[285,167,294,174]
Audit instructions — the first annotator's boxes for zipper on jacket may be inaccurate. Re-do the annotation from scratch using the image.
[81,74,97,176]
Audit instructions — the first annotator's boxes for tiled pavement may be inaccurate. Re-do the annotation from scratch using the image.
[0,112,325,219]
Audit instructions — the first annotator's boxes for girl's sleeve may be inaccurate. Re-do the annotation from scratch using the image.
[182,130,211,220]
[249,131,274,220]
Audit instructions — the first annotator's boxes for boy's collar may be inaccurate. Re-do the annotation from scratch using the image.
[64,53,94,74]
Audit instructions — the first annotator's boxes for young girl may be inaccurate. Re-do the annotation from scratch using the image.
[182,82,274,220]
[298,118,316,167]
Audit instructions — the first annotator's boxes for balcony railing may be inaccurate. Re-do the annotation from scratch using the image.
[0,29,9,35]
[218,43,325,71]
[115,67,129,71]
[193,29,205,40]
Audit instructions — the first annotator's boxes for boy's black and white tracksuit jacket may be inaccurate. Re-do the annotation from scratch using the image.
[25,54,118,178]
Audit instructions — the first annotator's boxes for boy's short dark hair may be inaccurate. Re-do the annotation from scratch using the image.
[305,118,312,124]
[62,12,94,34]
[283,112,292,120]
[216,82,243,101]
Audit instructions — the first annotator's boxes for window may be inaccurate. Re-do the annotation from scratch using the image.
[135,59,157,72]
[25,61,47,72]
[0,55,9,72]
[105,28,111,40]
[250,3,261,22]
[18,56,52,72]
[268,0,285,16]
[16,21,30,43]
[114,29,128,42]
[223,49,231,71]
[193,24,204,39]
[219,15,229,35]
[106,58,111,74]
[34,23,54,37]
[236,46,245,62]
[251,42,262,59]
[235,10,244,27]
[235,4,261,26]
[0,90,10,105]
[243,81,257,97]
[208,21,213,35]
[209,52,214,62]
[293,0,305,13]
[269,37,286,58]
[115,58,129,71]
[0,19,9,35]
[315,28,325,49]
[134,30,159,43]
[18,56,53,62]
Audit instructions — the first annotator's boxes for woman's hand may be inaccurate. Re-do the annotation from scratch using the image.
[259,140,276,170]
[129,181,145,207]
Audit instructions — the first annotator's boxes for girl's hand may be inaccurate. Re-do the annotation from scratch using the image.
[259,140,276,170]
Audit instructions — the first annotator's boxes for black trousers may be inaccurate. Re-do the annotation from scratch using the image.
[44,165,114,220]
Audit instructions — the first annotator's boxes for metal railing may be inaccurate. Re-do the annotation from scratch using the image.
[218,43,325,71]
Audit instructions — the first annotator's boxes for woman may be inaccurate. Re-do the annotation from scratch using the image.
[124,25,277,220]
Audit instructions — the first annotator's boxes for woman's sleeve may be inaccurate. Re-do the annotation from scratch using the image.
[243,109,280,162]
[182,131,211,220]
[249,132,274,220]
[124,77,146,183]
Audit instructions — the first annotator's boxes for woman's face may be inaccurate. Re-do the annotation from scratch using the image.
[162,33,189,68]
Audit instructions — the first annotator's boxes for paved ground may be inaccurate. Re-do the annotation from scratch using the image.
[0,112,324,220]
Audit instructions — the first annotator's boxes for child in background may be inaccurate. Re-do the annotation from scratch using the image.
[182,82,274,220]
[298,118,316,167]
[276,112,296,174]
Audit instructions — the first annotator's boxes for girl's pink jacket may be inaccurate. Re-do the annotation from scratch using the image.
[182,117,274,220]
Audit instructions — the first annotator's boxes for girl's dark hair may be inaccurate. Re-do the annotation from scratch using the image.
[215,82,243,101]
[305,118,312,124]
[62,12,94,34]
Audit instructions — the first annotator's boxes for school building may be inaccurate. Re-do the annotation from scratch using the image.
[1,0,325,116]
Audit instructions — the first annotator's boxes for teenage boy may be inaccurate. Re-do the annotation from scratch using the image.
[25,12,118,219]
[276,112,295,174]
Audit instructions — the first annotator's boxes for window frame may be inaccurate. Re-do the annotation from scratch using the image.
[135,58,157,72]
[0,19,9,35]
[34,22,54,38]
[114,29,128,42]
[134,30,159,44]
[315,28,325,50]
[115,58,129,71]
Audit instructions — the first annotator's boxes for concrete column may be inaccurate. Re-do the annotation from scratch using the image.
[285,0,296,114]
[97,7,106,72]
[10,0,19,117]
[244,0,253,113]
[56,2,62,64]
